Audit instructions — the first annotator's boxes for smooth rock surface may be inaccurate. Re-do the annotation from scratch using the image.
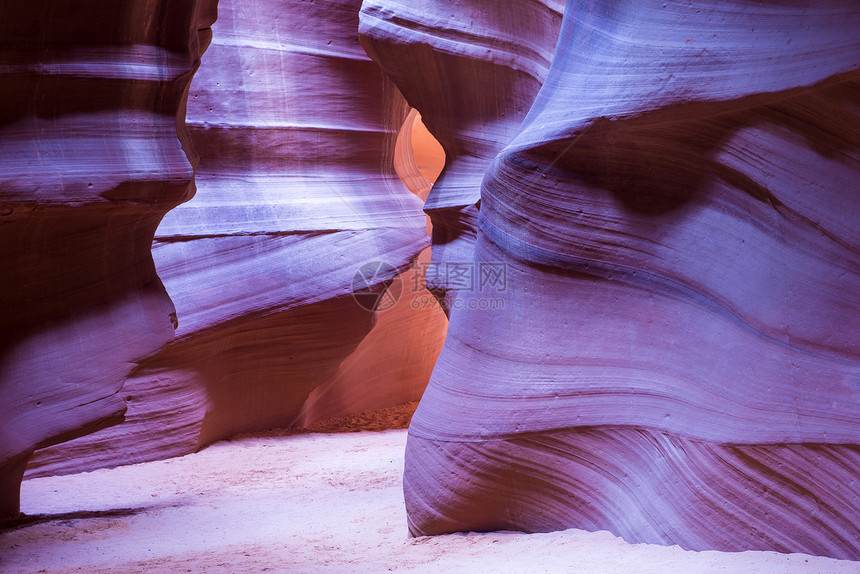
[26,0,447,478]
[388,0,860,559]
[0,0,218,515]
[359,0,565,307]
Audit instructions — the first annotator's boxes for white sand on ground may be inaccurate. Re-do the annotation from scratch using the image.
[2,430,859,573]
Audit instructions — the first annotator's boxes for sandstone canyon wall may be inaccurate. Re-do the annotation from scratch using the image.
[24,0,446,479]
[4,0,858,562]
[360,0,565,309]
[0,0,219,514]
[362,0,860,560]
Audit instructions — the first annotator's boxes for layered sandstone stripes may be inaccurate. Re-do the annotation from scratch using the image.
[359,0,565,307]
[25,0,446,478]
[363,0,860,559]
[0,0,218,514]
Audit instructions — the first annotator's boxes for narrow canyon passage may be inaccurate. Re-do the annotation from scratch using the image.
[1,0,858,568]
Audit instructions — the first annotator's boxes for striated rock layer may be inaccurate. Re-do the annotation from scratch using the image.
[0,0,217,515]
[359,0,564,308]
[25,0,447,478]
[389,0,860,559]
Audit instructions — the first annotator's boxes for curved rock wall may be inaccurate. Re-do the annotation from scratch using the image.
[380,0,860,559]
[25,0,446,478]
[0,1,218,514]
[359,0,564,308]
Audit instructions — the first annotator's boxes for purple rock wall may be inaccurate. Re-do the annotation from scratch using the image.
[25,0,446,478]
[0,0,218,514]
[363,0,860,559]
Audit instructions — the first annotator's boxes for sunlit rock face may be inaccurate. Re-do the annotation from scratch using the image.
[394,110,444,205]
[25,0,446,478]
[388,0,860,559]
[0,1,218,515]
[359,0,565,309]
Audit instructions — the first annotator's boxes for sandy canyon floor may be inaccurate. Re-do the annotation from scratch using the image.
[3,416,860,573]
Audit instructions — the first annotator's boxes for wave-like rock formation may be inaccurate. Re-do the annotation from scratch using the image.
[359,0,564,308]
[25,0,447,478]
[379,0,860,560]
[0,1,218,514]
